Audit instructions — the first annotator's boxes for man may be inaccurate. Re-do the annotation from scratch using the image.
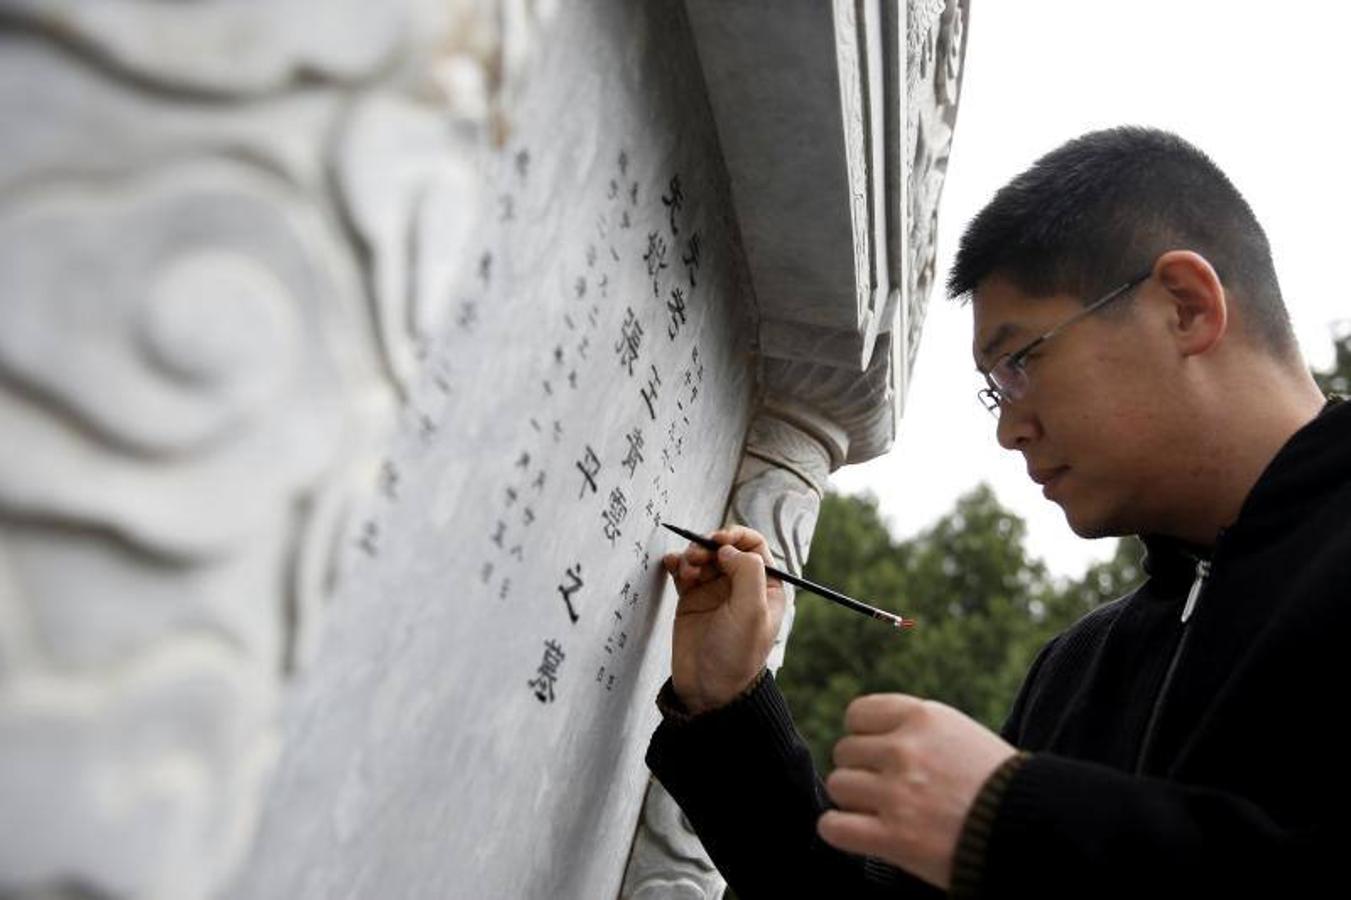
[645,127,1349,897]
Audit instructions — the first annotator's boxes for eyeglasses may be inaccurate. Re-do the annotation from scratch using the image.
[977,270,1152,416]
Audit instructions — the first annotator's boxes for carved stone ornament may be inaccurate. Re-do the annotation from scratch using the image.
[0,1,555,896]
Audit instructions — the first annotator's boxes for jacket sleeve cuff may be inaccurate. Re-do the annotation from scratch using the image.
[949,750,1032,899]
[654,669,771,727]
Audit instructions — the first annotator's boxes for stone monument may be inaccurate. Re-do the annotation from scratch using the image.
[0,1,968,897]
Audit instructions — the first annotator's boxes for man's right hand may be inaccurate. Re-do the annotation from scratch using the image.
[661,525,787,715]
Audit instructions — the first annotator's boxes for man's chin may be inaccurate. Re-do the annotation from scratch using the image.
[1060,503,1119,540]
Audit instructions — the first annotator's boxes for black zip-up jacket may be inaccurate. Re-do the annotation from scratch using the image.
[646,398,1350,898]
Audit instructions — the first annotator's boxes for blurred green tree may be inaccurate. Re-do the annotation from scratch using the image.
[1312,321,1351,396]
[777,486,1142,769]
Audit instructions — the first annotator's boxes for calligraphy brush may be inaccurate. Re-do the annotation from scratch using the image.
[661,522,916,630]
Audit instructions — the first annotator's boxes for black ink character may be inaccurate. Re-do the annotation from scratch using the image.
[457,301,478,331]
[528,638,565,703]
[601,486,628,545]
[616,307,643,376]
[643,232,669,295]
[667,287,687,340]
[358,520,380,556]
[621,427,645,477]
[557,564,583,624]
[662,174,684,235]
[380,460,400,500]
[576,445,601,498]
[641,364,662,421]
[683,231,702,288]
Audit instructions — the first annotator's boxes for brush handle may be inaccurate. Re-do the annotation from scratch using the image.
[661,522,914,630]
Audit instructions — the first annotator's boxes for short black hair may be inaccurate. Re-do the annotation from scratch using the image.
[947,126,1295,357]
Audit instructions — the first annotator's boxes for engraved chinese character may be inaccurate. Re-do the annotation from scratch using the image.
[661,174,684,235]
[528,639,565,703]
[601,486,628,545]
[666,287,687,340]
[616,307,643,376]
[683,231,702,287]
[358,520,379,556]
[557,564,583,623]
[621,427,645,477]
[576,445,601,498]
[457,300,478,331]
[643,232,668,279]
[640,364,662,421]
[380,460,400,500]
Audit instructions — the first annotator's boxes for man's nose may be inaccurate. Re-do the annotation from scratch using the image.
[995,400,1040,450]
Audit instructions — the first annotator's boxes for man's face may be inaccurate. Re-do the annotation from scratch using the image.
[972,274,1186,538]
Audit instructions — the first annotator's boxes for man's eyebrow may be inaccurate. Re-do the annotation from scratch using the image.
[978,323,1022,366]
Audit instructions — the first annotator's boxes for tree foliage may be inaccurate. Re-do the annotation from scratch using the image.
[1313,321,1351,397]
[777,486,1143,769]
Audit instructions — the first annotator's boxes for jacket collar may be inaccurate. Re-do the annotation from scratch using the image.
[1139,396,1350,581]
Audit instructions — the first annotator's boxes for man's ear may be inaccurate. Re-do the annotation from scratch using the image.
[1153,250,1228,357]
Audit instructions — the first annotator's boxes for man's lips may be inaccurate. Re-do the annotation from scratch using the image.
[1029,465,1070,487]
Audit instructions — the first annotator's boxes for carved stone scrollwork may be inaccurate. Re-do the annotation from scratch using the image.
[904,0,969,378]
[0,1,556,897]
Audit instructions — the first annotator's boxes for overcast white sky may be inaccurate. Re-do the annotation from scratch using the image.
[829,1,1351,577]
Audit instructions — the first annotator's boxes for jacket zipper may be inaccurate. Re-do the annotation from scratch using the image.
[1134,555,1211,773]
